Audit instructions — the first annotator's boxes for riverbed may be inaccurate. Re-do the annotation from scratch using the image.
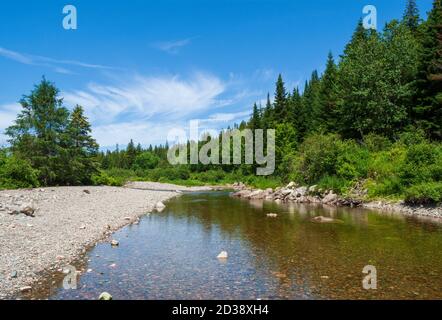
[25,191,442,300]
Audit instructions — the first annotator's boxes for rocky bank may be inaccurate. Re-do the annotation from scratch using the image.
[231,182,442,219]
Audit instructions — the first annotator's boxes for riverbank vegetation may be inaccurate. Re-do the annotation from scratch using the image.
[1,1,441,205]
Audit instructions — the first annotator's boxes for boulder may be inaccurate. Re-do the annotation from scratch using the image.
[286,181,297,189]
[20,205,35,217]
[249,190,265,199]
[155,201,166,212]
[322,192,338,204]
[232,190,252,198]
[83,189,91,194]
[111,240,119,247]
[294,187,308,197]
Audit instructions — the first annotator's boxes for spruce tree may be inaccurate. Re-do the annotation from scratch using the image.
[414,0,442,139]
[65,105,99,184]
[126,139,137,169]
[403,0,420,31]
[6,78,70,185]
[273,74,288,122]
[249,103,262,130]
[317,52,339,132]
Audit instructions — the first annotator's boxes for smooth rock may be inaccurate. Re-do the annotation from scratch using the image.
[111,240,119,247]
[311,216,336,223]
[99,292,113,300]
[266,213,278,218]
[217,251,228,259]
[155,201,166,212]
[20,286,32,293]
[20,206,35,217]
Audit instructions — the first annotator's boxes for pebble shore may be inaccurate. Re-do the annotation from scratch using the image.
[0,182,212,299]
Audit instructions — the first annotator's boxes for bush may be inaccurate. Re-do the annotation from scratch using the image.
[400,142,441,185]
[294,134,341,184]
[0,154,40,189]
[132,152,160,171]
[316,175,350,194]
[91,171,122,186]
[364,134,392,152]
[405,182,442,205]
[147,166,190,182]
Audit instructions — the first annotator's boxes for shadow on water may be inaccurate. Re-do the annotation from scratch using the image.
[28,191,442,300]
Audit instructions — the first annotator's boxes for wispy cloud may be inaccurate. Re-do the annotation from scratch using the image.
[152,38,193,54]
[0,103,21,145]
[0,46,116,74]
[63,72,226,124]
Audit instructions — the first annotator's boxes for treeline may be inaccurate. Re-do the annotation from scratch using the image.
[100,0,442,204]
[250,0,441,141]
[1,0,441,204]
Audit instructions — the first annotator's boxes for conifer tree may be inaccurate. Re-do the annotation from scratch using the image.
[273,74,288,122]
[6,78,70,185]
[414,0,442,139]
[317,52,339,132]
[64,105,99,184]
[403,0,420,31]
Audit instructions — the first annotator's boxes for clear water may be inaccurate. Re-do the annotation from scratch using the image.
[28,191,442,300]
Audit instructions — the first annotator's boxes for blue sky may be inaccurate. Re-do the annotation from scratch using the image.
[0,0,433,148]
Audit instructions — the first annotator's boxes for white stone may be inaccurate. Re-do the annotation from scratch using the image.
[217,251,228,259]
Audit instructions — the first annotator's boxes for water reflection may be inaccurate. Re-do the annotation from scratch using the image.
[29,191,442,300]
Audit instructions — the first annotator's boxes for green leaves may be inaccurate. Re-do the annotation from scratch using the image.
[5,79,99,187]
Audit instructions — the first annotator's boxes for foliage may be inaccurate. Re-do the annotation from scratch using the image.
[0,150,40,189]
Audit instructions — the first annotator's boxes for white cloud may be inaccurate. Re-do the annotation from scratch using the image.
[204,111,251,123]
[152,38,193,54]
[0,46,116,74]
[63,72,226,124]
[0,103,21,146]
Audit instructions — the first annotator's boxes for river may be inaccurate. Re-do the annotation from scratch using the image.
[29,191,442,300]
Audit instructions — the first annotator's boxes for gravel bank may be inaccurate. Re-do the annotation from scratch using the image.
[0,183,206,299]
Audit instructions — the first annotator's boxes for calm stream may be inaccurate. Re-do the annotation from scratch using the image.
[31,191,442,300]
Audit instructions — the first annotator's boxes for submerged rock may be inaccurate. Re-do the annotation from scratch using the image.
[266,213,278,218]
[111,240,119,247]
[311,216,338,224]
[217,251,228,259]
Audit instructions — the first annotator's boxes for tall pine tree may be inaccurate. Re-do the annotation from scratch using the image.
[414,0,442,139]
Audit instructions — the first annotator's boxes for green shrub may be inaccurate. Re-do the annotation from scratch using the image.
[0,156,40,189]
[405,182,442,205]
[400,142,441,185]
[294,134,341,184]
[364,134,392,152]
[91,171,122,186]
[316,175,350,194]
[336,140,370,181]
[132,152,160,170]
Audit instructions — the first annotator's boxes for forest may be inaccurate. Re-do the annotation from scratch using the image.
[1,0,441,205]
